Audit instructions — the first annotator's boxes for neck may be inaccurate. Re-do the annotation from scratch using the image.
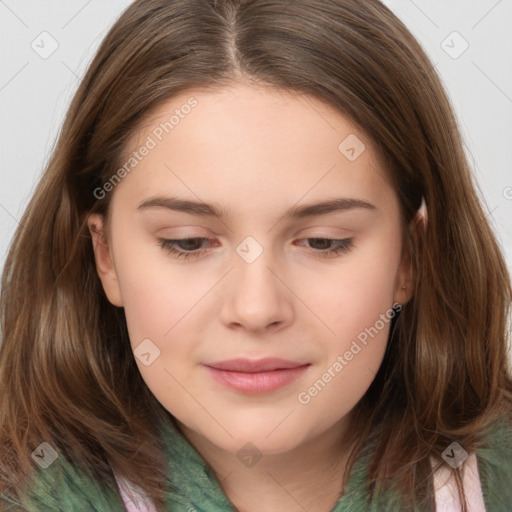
[176,417,355,512]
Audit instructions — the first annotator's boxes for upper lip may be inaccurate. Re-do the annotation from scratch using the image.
[204,358,309,373]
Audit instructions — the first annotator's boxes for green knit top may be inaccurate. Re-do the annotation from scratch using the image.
[2,416,511,511]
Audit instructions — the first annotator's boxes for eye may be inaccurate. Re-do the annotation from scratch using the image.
[157,236,354,260]
[157,237,214,259]
[296,238,354,258]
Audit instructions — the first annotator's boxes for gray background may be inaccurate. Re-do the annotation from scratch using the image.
[1,1,511,300]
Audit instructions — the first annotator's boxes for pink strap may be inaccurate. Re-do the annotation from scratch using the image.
[432,452,486,511]
[114,472,158,512]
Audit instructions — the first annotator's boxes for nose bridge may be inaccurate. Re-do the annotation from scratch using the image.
[220,234,292,331]
[234,234,280,303]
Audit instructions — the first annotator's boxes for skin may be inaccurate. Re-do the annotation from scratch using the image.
[88,81,413,512]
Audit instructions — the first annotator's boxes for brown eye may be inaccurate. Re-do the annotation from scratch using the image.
[158,237,213,259]
[298,238,354,258]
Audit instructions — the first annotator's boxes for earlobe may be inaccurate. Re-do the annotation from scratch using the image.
[87,213,124,307]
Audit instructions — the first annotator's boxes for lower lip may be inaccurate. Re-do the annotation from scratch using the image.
[204,365,310,394]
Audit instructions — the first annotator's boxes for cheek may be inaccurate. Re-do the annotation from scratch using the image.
[114,255,208,408]
[296,278,397,433]
[293,233,400,416]
[120,276,211,367]
[296,338,387,439]
[112,233,210,345]
[307,231,401,344]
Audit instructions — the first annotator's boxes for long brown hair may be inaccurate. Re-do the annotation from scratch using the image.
[1,0,511,510]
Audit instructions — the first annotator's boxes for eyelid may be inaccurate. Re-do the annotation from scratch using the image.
[155,226,216,237]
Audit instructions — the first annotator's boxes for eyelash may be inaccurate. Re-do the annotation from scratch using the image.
[157,237,354,260]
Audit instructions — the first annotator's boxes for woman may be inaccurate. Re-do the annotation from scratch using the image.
[1,1,511,510]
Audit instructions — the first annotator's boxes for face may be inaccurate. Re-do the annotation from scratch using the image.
[88,81,411,457]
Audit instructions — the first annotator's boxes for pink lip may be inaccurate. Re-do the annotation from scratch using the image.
[203,358,311,394]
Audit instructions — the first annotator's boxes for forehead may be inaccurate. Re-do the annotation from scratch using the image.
[111,82,396,219]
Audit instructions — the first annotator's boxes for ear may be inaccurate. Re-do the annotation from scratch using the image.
[393,208,426,306]
[87,213,124,307]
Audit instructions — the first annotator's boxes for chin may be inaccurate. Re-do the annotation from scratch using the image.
[207,422,306,456]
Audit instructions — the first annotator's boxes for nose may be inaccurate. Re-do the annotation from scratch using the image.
[219,244,294,333]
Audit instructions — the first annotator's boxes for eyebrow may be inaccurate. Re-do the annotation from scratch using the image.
[137,195,376,220]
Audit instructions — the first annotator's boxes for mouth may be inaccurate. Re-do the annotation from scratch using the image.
[203,358,311,394]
